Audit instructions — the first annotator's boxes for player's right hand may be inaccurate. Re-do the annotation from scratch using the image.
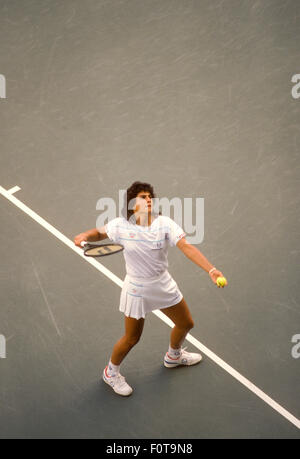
[74,233,88,248]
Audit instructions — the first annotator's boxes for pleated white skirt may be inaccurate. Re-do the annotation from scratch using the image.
[119,270,183,320]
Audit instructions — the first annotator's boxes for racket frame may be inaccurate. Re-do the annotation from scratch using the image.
[81,241,124,258]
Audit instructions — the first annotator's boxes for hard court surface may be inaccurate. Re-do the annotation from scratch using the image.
[0,0,299,439]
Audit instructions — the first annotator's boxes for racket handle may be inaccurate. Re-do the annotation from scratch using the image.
[80,241,87,247]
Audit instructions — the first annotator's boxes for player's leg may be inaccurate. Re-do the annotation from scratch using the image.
[161,297,194,349]
[161,298,202,367]
[103,316,145,396]
[110,316,145,365]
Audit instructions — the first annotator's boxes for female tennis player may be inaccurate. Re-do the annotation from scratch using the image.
[74,181,227,396]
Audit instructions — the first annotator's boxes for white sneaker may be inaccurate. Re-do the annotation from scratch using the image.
[164,347,202,368]
[102,366,133,396]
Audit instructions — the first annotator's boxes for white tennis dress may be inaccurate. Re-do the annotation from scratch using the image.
[105,215,186,319]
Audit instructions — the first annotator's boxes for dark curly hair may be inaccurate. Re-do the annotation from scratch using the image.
[123,181,157,221]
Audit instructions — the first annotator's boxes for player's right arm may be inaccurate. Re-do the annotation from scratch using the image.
[74,226,108,247]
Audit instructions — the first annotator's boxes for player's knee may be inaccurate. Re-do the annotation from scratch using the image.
[125,334,141,348]
[176,319,194,332]
[185,318,194,331]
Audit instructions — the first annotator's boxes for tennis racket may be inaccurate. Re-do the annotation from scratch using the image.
[81,241,124,257]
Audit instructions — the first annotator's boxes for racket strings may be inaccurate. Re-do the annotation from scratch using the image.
[84,244,123,257]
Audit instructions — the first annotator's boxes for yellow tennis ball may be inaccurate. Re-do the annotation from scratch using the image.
[217,277,227,287]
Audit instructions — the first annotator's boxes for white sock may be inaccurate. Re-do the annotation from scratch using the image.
[168,345,182,359]
[107,359,120,376]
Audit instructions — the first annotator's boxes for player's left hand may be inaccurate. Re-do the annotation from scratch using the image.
[209,269,228,287]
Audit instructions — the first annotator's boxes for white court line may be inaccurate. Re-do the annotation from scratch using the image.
[0,184,299,431]
[7,186,21,195]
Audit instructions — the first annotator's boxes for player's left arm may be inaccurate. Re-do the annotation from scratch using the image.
[176,237,227,287]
